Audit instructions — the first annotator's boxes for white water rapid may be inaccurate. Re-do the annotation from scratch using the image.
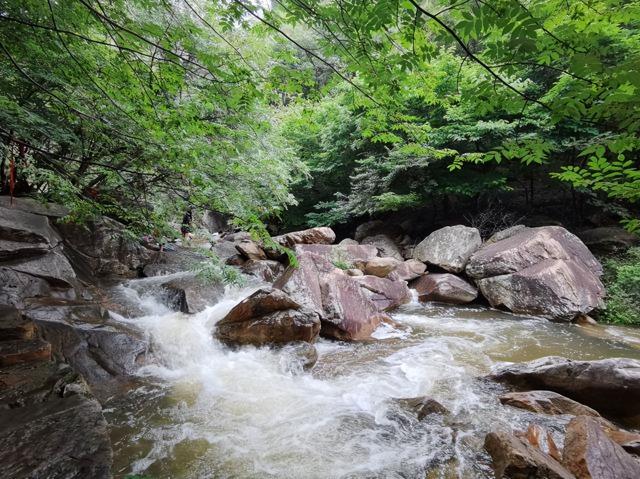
[105,275,640,479]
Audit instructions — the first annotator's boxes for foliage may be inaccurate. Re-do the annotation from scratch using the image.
[601,247,640,325]
[193,251,245,287]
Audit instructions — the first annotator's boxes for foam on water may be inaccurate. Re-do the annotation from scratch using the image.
[107,277,640,478]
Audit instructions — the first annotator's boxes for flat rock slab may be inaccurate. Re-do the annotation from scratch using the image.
[0,395,112,479]
[499,390,600,417]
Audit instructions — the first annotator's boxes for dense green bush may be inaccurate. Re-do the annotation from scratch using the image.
[602,247,640,326]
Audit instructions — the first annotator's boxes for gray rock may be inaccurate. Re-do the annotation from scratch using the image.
[0,204,61,246]
[0,197,69,218]
[413,225,481,273]
[161,274,224,313]
[395,396,450,420]
[293,243,379,267]
[410,273,478,304]
[235,239,267,260]
[241,259,284,282]
[361,234,404,260]
[355,275,412,311]
[578,227,640,255]
[7,247,76,288]
[390,259,426,282]
[490,356,640,421]
[338,238,359,246]
[0,395,112,479]
[486,225,529,245]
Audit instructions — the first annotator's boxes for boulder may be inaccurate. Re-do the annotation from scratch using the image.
[0,203,61,247]
[578,227,640,255]
[563,415,640,479]
[0,196,69,218]
[515,424,563,462]
[212,240,243,264]
[142,249,207,277]
[0,268,55,308]
[364,257,400,277]
[279,342,318,372]
[413,225,481,273]
[391,259,426,282]
[274,252,331,314]
[241,259,284,282]
[395,396,450,420]
[273,227,336,247]
[294,243,378,266]
[499,390,600,417]
[486,225,529,245]
[202,210,229,234]
[338,238,359,246]
[235,239,267,260]
[6,247,76,288]
[361,234,404,260]
[410,273,478,304]
[589,417,640,456]
[0,395,112,479]
[355,275,412,311]
[161,274,224,314]
[484,430,574,479]
[215,288,320,346]
[345,268,364,277]
[0,305,36,340]
[489,357,640,421]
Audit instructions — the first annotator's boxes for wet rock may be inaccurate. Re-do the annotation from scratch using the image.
[235,239,267,260]
[274,252,331,314]
[355,275,412,311]
[578,227,640,255]
[212,240,243,264]
[395,396,450,420]
[0,305,36,340]
[410,273,478,304]
[279,342,318,372]
[57,216,152,277]
[499,390,600,417]
[161,274,224,313]
[361,234,404,260]
[0,339,51,367]
[563,415,640,479]
[364,257,399,277]
[391,259,426,282]
[490,356,640,421]
[413,225,482,273]
[515,424,562,462]
[215,288,320,346]
[590,417,640,456]
[484,430,574,479]
[477,259,605,321]
[273,227,336,247]
[0,395,112,478]
[241,259,284,282]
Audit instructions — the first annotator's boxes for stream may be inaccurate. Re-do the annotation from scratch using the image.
[105,275,640,479]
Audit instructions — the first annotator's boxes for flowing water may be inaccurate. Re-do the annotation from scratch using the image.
[105,276,640,479]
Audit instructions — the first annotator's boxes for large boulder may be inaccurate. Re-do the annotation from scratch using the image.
[215,288,320,346]
[294,243,378,267]
[467,226,604,321]
[484,430,574,479]
[355,275,412,311]
[413,225,481,273]
[489,357,640,421]
[499,390,600,417]
[0,394,112,479]
[563,415,640,479]
[391,259,427,282]
[410,273,477,304]
[364,257,400,277]
[361,234,404,261]
[273,227,336,247]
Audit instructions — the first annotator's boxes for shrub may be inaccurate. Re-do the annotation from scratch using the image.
[601,247,640,326]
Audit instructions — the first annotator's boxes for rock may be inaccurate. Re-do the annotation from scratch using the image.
[467,226,602,280]
[215,288,320,346]
[574,315,598,326]
[202,210,229,233]
[391,259,426,282]
[0,268,55,308]
[590,417,640,456]
[279,342,318,372]
[477,259,605,321]
[294,243,378,266]
[563,415,640,479]
[395,396,450,420]
[0,196,69,218]
[516,424,562,462]
[355,275,412,311]
[273,227,336,247]
[0,203,61,247]
[225,254,246,266]
[578,227,640,255]
[413,225,482,273]
[338,238,359,246]
[0,305,36,340]
[241,259,284,282]
[319,273,388,341]
[142,248,206,277]
[161,274,224,313]
[484,430,575,479]
[361,234,404,260]
[0,339,51,367]
[6,247,76,288]
[410,273,478,304]
[345,268,364,277]
[489,357,640,421]
[354,220,403,242]
[486,225,529,245]
[499,390,600,417]
[364,257,400,277]
[0,395,112,478]
[235,239,267,260]
[58,216,152,277]
[274,252,331,314]
[212,240,243,264]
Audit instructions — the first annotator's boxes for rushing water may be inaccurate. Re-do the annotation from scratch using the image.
[105,276,640,479]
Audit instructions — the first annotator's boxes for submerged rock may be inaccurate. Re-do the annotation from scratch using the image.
[394,396,450,420]
[499,390,600,417]
[410,273,477,304]
[413,225,482,273]
[490,356,640,421]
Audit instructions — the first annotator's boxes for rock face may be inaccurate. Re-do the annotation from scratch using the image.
[467,226,604,321]
[355,275,412,311]
[215,288,320,346]
[0,395,112,479]
[273,227,336,247]
[490,357,640,421]
[361,234,404,260]
[413,225,481,273]
[410,273,477,304]
[563,415,640,479]
[484,430,575,479]
[499,390,600,417]
[364,257,399,277]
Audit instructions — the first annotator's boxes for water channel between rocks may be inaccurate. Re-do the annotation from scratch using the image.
[105,275,640,479]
